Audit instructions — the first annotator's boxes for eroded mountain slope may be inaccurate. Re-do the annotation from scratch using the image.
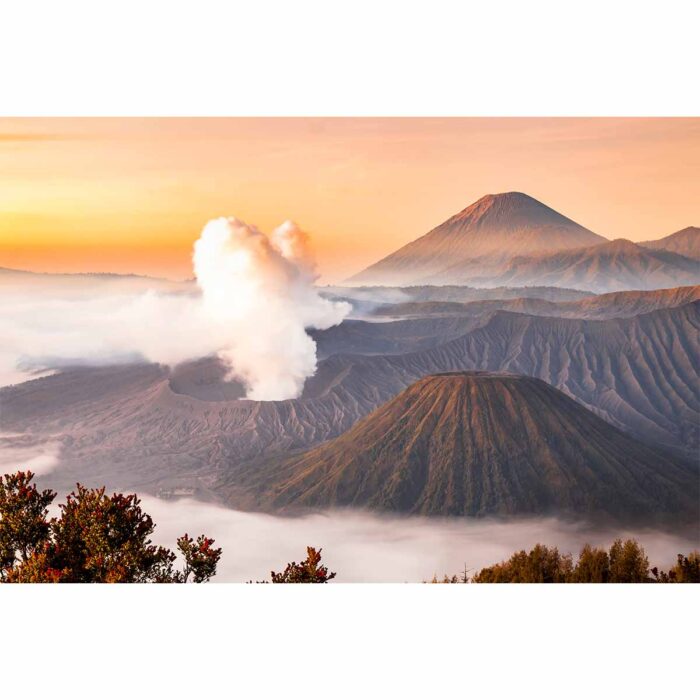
[1,303,697,497]
[232,373,698,523]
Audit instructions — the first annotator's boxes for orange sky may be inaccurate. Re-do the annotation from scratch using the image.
[0,118,698,283]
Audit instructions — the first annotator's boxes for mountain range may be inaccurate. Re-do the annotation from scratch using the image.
[349,193,699,291]
[364,285,700,321]
[313,286,700,357]
[456,238,700,293]
[3,300,697,504]
[307,302,700,455]
[2,193,698,526]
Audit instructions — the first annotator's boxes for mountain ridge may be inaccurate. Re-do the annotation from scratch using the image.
[455,238,700,292]
[642,226,700,260]
[366,285,700,321]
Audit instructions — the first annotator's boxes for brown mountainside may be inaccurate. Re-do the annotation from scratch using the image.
[237,373,697,522]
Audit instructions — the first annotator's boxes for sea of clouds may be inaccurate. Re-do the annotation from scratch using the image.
[142,496,699,583]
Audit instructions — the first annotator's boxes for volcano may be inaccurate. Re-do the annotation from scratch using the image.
[242,372,697,523]
[349,192,605,285]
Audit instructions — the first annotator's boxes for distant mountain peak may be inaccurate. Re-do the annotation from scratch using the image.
[451,191,574,227]
[349,193,605,285]
[472,191,543,207]
[457,191,535,211]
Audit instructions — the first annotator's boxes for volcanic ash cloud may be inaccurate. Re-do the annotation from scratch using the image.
[193,217,350,400]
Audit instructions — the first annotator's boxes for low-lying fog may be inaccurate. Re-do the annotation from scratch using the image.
[0,436,62,476]
[141,497,699,583]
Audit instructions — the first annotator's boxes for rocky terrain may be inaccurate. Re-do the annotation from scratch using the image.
[312,316,485,358]
[227,372,697,523]
[307,302,700,453]
[2,301,697,500]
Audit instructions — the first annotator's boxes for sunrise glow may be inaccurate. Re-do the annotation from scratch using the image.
[1,117,698,282]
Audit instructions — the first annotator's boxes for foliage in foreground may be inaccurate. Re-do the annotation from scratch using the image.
[269,546,336,583]
[4,470,696,584]
[429,540,700,583]
[0,471,222,583]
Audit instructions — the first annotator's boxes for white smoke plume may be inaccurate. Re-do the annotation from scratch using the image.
[193,218,348,399]
[0,218,350,400]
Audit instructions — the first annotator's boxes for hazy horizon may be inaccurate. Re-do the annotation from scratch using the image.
[1,117,698,283]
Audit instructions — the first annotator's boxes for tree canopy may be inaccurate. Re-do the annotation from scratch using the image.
[271,546,336,583]
[435,540,699,583]
[0,471,221,583]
